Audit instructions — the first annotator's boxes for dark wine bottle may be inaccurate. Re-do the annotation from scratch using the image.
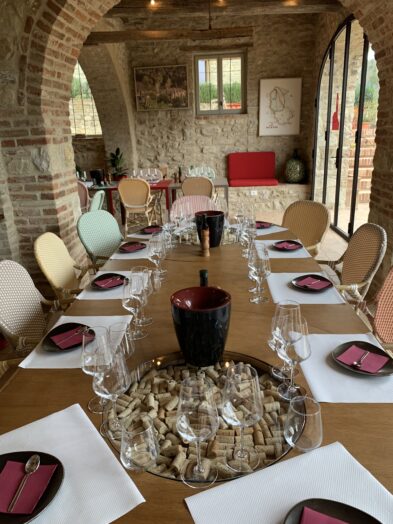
[199,269,208,287]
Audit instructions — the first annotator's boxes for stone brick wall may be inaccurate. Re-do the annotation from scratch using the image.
[72,136,106,173]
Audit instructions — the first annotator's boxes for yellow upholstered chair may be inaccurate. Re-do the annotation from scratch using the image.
[34,232,91,302]
[181,176,214,198]
[282,200,330,256]
[118,178,154,236]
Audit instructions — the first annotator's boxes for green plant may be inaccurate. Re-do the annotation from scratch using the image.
[109,147,128,177]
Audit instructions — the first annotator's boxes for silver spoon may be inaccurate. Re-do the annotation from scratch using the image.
[8,454,41,513]
[353,351,370,368]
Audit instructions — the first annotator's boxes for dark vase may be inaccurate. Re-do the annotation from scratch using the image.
[195,211,225,248]
[285,149,306,184]
[90,169,104,186]
[170,286,231,367]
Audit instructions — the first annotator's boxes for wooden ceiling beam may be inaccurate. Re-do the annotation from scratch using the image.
[84,27,254,45]
[105,0,342,18]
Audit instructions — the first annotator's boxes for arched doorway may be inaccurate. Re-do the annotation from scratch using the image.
[312,16,379,239]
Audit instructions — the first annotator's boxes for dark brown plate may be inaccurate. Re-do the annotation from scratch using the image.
[256,221,272,229]
[273,240,303,251]
[331,340,393,377]
[284,498,382,523]
[91,273,126,290]
[0,451,64,523]
[291,274,333,293]
[119,241,146,253]
[139,225,162,235]
[41,323,92,352]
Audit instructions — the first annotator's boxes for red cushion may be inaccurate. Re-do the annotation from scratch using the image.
[227,152,276,182]
[229,178,278,187]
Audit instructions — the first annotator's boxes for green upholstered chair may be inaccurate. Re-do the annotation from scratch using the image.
[89,190,105,211]
[77,210,123,266]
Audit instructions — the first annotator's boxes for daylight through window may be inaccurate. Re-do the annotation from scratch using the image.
[69,62,102,136]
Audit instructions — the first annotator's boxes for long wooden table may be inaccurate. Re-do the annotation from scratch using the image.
[1,238,392,523]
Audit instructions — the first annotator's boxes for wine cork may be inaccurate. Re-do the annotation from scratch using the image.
[165,395,179,411]
[149,464,167,474]
[216,462,235,479]
[165,432,181,445]
[264,401,281,413]
[171,450,187,475]
[157,455,172,466]
[161,445,184,458]
[153,418,169,435]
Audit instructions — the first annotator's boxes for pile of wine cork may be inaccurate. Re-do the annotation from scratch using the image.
[108,359,290,481]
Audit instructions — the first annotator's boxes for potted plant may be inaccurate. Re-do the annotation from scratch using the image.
[109,147,128,181]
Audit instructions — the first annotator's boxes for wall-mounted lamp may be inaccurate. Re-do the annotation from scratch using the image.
[150,0,156,5]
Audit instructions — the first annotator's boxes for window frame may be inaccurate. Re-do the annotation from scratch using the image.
[194,51,246,116]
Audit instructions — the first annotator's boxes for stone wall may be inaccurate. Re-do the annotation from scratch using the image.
[72,136,106,173]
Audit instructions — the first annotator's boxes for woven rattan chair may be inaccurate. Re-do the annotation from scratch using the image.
[118,178,155,236]
[0,260,59,353]
[34,232,92,302]
[132,168,163,224]
[282,200,330,256]
[170,195,217,221]
[89,190,105,211]
[77,210,123,265]
[181,177,214,198]
[77,180,90,213]
[187,165,216,180]
[318,223,387,305]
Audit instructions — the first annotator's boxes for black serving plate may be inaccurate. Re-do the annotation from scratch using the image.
[272,240,303,251]
[256,221,272,229]
[0,451,64,524]
[119,241,146,253]
[291,274,333,293]
[139,225,162,235]
[331,340,393,377]
[42,323,92,352]
[284,498,382,524]
[91,273,126,290]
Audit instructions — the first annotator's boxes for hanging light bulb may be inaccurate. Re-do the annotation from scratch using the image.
[150,0,155,5]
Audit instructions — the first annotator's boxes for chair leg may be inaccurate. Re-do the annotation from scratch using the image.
[124,210,128,237]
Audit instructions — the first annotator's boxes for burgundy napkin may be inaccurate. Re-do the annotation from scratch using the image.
[141,225,162,234]
[93,275,124,288]
[119,242,146,253]
[337,344,389,373]
[300,507,349,524]
[256,221,271,229]
[50,325,93,349]
[296,276,332,290]
[0,460,57,515]
[274,241,302,250]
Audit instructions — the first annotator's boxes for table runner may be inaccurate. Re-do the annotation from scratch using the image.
[0,404,144,524]
[186,442,393,524]
[267,272,345,304]
[301,333,393,402]
[19,315,132,369]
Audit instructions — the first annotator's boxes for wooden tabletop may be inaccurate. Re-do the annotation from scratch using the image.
[0,240,392,523]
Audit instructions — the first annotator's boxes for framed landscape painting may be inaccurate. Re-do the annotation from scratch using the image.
[259,78,302,136]
[134,64,189,111]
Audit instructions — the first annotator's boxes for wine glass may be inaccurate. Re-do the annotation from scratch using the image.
[284,396,323,452]
[276,316,311,400]
[92,346,132,439]
[248,243,271,304]
[120,414,159,471]
[81,326,111,414]
[122,277,146,340]
[221,363,262,472]
[176,377,219,488]
[109,321,135,360]
[268,300,301,380]
[130,266,153,326]
[148,234,166,278]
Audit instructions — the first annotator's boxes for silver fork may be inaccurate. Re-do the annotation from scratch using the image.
[352,351,370,368]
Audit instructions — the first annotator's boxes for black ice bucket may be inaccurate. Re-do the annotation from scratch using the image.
[170,286,231,367]
[195,210,225,248]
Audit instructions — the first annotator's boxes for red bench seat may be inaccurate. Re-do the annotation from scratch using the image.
[227,151,278,187]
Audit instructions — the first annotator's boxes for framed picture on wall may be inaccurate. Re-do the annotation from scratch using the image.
[134,64,189,111]
[259,78,302,136]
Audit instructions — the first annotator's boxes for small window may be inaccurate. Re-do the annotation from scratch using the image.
[69,62,102,136]
[195,52,245,115]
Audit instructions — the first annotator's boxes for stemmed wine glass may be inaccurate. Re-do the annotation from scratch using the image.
[130,266,153,326]
[148,234,166,278]
[176,377,219,488]
[221,363,262,472]
[82,326,110,414]
[122,276,146,340]
[109,321,135,360]
[284,395,323,452]
[276,316,311,400]
[92,345,132,439]
[248,242,271,304]
[268,300,301,380]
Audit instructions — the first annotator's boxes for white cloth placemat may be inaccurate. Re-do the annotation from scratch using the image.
[301,333,393,402]
[77,271,130,300]
[0,404,144,524]
[267,272,345,304]
[110,244,150,260]
[20,315,131,369]
[186,442,393,524]
[255,239,311,259]
[255,225,288,236]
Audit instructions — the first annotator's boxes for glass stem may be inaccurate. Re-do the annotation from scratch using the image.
[195,440,204,474]
[289,361,295,390]
[240,426,244,456]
